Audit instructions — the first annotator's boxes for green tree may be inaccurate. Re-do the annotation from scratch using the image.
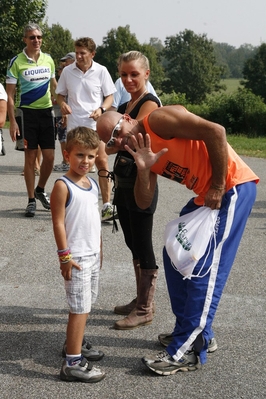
[139,43,164,91]
[0,0,47,81]
[162,29,223,104]
[242,43,266,102]
[149,37,164,53]
[213,42,234,79]
[228,44,256,78]
[95,25,141,81]
[214,42,256,79]
[42,23,74,69]
[95,26,164,90]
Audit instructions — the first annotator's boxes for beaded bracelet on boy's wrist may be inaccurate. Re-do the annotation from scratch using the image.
[57,247,70,255]
[59,253,73,263]
[57,248,72,263]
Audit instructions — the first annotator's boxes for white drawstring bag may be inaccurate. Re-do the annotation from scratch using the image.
[164,206,219,279]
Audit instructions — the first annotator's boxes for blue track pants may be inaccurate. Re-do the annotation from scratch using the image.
[164,182,257,364]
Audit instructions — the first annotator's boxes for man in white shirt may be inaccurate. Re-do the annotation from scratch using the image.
[56,37,116,221]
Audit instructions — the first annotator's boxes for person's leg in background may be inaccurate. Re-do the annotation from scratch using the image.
[96,141,116,221]
[53,117,69,171]
[34,108,55,212]
[34,145,42,175]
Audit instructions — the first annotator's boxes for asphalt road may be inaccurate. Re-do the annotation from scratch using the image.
[0,130,265,399]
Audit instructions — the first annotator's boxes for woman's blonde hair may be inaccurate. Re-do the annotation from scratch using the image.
[117,51,150,71]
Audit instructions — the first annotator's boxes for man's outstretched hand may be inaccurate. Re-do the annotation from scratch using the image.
[125,133,168,171]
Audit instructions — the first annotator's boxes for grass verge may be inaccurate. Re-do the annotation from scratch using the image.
[227,135,266,158]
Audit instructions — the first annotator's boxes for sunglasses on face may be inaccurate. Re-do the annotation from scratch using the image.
[106,116,124,148]
[28,35,42,40]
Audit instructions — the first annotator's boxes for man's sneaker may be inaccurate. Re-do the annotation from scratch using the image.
[142,350,199,375]
[62,340,104,361]
[158,333,173,347]
[158,333,218,353]
[101,204,116,222]
[53,162,69,171]
[60,357,105,383]
[25,201,36,217]
[34,189,50,210]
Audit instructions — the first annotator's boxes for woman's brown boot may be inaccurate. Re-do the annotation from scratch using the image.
[114,260,140,315]
[114,267,158,330]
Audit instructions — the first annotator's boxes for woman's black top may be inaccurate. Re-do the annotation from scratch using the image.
[113,93,160,212]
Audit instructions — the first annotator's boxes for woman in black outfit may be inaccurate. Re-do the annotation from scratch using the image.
[107,51,161,330]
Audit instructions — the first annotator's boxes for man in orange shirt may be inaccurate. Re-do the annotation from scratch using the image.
[96,106,259,375]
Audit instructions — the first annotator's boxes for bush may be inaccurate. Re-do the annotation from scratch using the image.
[206,88,266,136]
[160,91,188,107]
[159,88,266,137]
[160,91,210,118]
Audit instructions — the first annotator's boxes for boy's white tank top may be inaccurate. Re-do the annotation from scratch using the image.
[58,176,101,256]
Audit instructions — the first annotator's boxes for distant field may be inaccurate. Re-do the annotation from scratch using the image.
[221,78,242,94]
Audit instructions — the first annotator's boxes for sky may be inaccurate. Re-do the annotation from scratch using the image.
[46,0,265,48]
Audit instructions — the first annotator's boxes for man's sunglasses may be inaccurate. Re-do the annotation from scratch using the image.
[28,35,42,40]
[106,116,124,148]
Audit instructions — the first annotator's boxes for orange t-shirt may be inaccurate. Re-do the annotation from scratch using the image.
[143,115,259,205]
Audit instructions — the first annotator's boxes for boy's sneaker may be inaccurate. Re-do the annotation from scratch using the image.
[158,333,218,353]
[25,201,36,217]
[34,189,50,210]
[60,357,105,383]
[142,350,199,375]
[101,204,116,222]
[62,340,104,361]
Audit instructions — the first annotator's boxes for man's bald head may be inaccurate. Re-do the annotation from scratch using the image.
[96,111,123,143]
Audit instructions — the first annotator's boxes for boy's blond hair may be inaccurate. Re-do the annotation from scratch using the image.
[66,126,100,152]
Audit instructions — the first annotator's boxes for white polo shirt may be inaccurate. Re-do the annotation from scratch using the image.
[56,60,116,131]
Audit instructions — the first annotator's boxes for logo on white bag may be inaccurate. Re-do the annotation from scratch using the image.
[175,222,192,251]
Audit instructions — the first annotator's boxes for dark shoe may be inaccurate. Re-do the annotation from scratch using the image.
[158,333,218,353]
[62,340,104,361]
[142,350,199,375]
[34,189,50,210]
[60,357,105,382]
[158,333,173,347]
[53,162,69,171]
[25,202,36,217]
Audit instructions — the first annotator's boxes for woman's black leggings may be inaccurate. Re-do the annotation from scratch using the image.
[116,205,157,269]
